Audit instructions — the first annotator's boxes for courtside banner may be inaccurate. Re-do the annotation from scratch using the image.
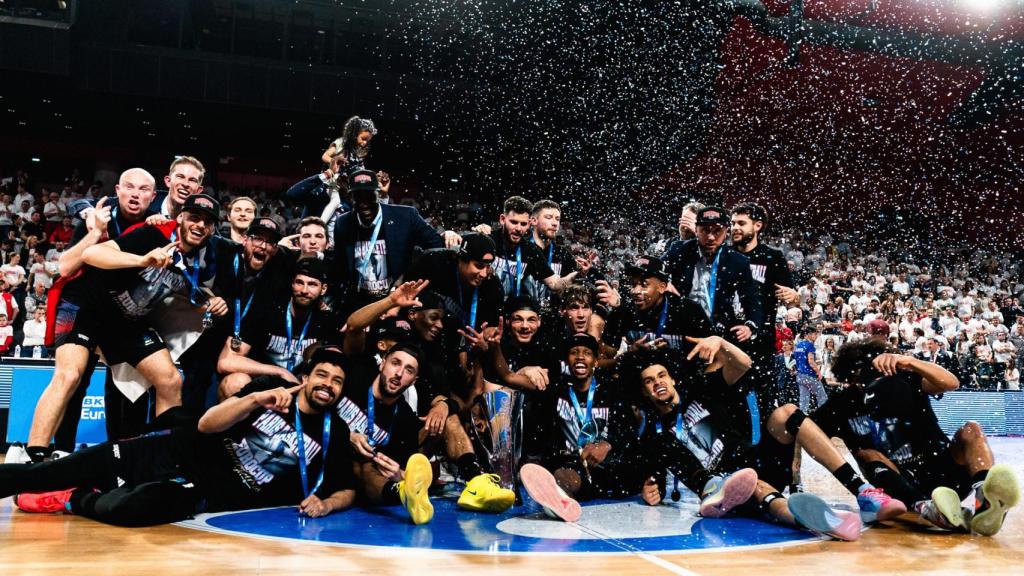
[4,361,107,445]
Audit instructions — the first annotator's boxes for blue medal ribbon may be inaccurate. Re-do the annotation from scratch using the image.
[110,206,121,238]
[357,208,384,284]
[284,304,313,372]
[513,244,523,296]
[568,377,598,446]
[233,253,257,339]
[170,230,202,306]
[547,242,554,267]
[654,296,669,338]
[366,383,398,448]
[293,407,332,499]
[454,269,479,329]
[707,246,722,316]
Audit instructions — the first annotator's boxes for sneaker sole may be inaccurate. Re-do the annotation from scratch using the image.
[403,454,434,525]
[788,493,862,542]
[520,463,581,522]
[972,464,1020,537]
[700,468,757,518]
[931,487,968,531]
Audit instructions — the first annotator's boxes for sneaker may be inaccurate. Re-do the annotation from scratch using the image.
[3,443,32,464]
[971,464,1020,537]
[458,473,515,513]
[919,487,969,532]
[857,485,907,523]
[14,488,76,514]
[519,463,581,522]
[699,468,758,518]
[788,492,862,541]
[48,450,71,461]
[398,454,434,525]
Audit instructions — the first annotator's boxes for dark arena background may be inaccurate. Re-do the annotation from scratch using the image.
[1,1,1022,574]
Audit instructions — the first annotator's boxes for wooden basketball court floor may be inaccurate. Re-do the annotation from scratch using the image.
[1,437,1021,576]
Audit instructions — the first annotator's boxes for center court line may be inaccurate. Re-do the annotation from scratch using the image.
[569,521,702,576]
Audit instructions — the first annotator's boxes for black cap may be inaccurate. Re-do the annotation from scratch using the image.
[565,332,599,355]
[66,198,95,219]
[304,347,350,377]
[412,290,445,312]
[504,295,540,317]
[624,255,670,283]
[373,316,413,342]
[246,217,283,241]
[695,206,729,227]
[385,341,423,366]
[295,258,329,283]
[182,194,221,221]
[349,169,379,193]
[457,233,496,263]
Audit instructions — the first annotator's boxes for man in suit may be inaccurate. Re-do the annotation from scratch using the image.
[332,170,442,312]
[662,205,763,345]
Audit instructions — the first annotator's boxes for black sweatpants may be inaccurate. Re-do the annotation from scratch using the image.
[0,431,203,527]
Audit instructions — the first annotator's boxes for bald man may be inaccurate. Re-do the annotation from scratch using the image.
[28,168,161,463]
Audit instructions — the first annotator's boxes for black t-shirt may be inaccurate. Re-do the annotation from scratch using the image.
[69,200,158,245]
[603,293,713,351]
[334,355,422,465]
[811,373,950,470]
[638,366,751,471]
[353,217,389,295]
[493,334,564,456]
[63,224,216,319]
[239,299,336,369]
[488,229,554,301]
[200,376,356,508]
[213,237,298,325]
[739,243,794,351]
[542,373,636,458]
[522,240,577,311]
[404,248,503,330]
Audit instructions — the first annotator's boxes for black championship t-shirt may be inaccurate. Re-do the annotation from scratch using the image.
[740,243,794,352]
[333,355,422,465]
[63,223,216,320]
[354,217,389,295]
[603,293,713,352]
[404,248,504,331]
[202,376,356,508]
[69,200,158,245]
[544,374,636,458]
[239,300,335,369]
[810,372,950,471]
[488,229,554,302]
[522,241,577,311]
[638,366,752,471]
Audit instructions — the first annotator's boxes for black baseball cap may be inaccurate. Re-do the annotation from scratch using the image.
[295,257,329,283]
[624,255,670,283]
[695,206,729,227]
[457,233,496,264]
[373,316,414,341]
[412,290,445,312]
[247,217,283,241]
[182,194,221,221]
[349,169,379,193]
[565,332,599,355]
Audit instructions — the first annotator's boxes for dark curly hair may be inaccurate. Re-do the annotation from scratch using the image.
[830,338,897,384]
[340,116,377,159]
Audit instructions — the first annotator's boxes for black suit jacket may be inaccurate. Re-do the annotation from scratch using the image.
[662,239,764,339]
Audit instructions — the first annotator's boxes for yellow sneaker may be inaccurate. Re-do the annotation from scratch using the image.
[457,473,516,513]
[398,453,434,525]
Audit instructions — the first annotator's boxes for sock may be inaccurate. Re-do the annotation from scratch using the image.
[971,469,988,489]
[456,453,483,481]
[832,463,869,496]
[864,461,926,505]
[26,445,52,463]
[381,480,401,505]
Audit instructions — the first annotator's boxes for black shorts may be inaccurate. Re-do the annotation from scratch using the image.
[541,451,645,501]
[900,450,974,499]
[53,298,166,367]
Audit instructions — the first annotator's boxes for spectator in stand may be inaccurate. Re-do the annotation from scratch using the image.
[49,216,75,245]
[1,253,26,294]
[42,190,65,236]
[24,282,47,315]
[0,313,13,356]
[794,324,827,411]
[22,307,47,355]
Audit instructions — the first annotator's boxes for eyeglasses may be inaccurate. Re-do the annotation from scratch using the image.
[247,235,272,247]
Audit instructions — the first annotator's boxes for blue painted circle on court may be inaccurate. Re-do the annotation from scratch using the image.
[184,497,822,554]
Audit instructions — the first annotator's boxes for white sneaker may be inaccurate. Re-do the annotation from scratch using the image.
[4,443,32,464]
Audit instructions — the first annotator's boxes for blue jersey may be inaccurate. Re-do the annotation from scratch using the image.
[794,339,817,376]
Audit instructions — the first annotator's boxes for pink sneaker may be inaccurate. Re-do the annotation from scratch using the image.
[699,468,758,518]
[14,488,76,514]
[857,485,907,522]
[519,464,582,522]
[788,492,863,541]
